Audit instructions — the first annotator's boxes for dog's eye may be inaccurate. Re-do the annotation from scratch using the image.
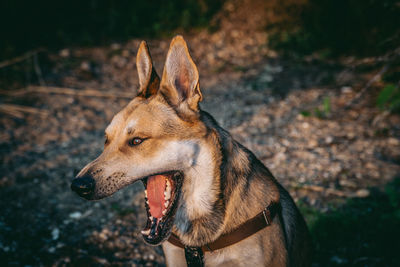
[104,135,109,145]
[129,137,143,146]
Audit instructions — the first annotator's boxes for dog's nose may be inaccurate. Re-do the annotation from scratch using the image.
[71,176,95,198]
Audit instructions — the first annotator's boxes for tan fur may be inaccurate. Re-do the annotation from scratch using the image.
[136,41,160,97]
[74,36,312,266]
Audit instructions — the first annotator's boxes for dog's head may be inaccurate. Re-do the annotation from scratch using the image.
[71,36,210,245]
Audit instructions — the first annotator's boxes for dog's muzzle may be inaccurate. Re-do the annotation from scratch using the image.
[71,176,95,199]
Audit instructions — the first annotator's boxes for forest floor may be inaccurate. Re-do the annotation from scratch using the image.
[1,0,400,266]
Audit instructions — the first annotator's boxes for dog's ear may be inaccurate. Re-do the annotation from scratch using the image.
[159,35,202,111]
[136,41,160,98]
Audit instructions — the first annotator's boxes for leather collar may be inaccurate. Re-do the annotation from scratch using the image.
[167,202,281,252]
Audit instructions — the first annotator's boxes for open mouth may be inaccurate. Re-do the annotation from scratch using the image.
[141,171,183,245]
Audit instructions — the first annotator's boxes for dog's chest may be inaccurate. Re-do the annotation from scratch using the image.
[162,237,265,267]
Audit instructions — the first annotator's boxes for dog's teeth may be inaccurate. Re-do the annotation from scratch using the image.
[146,200,149,205]
[164,183,172,200]
[164,200,170,208]
[162,210,167,215]
[141,229,150,235]
[149,216,153,220]
[144,190,147,197]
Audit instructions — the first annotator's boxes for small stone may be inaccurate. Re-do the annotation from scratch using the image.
[331,255,347,264]
[98,232,108,241]
[325,136,333,144]
[111,43,121,50]
[51,228,60,240]
[274,152,286,161]
[308,139,318,148]
[69,211,82,219]
[388,138,399,146]
[281,139,290,147]
[341,86,352,93]
[122,49,130,57]
[59,49,70,58]
[346,132,356,140]
[80,61,91,71]
[302,122,310,129]
[339,179,357,188]
[355,189,370,198]
[111,55,127,68]
[365,162,376,170]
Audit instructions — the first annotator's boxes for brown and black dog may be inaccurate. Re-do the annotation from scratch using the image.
[71,36,312,266]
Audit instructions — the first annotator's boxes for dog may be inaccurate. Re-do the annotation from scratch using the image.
[71,36,312,266]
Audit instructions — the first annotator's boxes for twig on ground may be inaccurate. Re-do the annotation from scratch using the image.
[0,103,48,118]
[345,46,400,108]
[300,184,349,197]
[0,105,24,118]
[0,49,44,69]
[33,54,46,86]
[345,64,389,108]
[0,86,133,99]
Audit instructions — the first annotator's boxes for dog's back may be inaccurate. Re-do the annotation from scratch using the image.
[280,185,312,266]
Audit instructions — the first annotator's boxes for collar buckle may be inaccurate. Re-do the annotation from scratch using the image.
[262,208,271,225]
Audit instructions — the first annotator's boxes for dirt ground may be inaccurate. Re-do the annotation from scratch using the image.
[1,1,399,266]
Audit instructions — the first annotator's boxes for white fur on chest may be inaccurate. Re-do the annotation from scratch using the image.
[181,141,217,219]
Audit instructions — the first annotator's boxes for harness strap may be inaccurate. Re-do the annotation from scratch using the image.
[168,202,280,253]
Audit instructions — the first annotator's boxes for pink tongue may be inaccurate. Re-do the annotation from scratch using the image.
[147,175,166,218]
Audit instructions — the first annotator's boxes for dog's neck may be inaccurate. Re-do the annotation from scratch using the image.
[172,111,280,246]
[172,136,225,245]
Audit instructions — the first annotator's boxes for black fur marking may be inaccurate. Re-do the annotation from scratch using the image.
[200,111,252,203]
[178,200,225,246]
[174,202,193,234]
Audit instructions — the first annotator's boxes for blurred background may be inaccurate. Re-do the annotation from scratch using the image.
[0,0,399,266]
